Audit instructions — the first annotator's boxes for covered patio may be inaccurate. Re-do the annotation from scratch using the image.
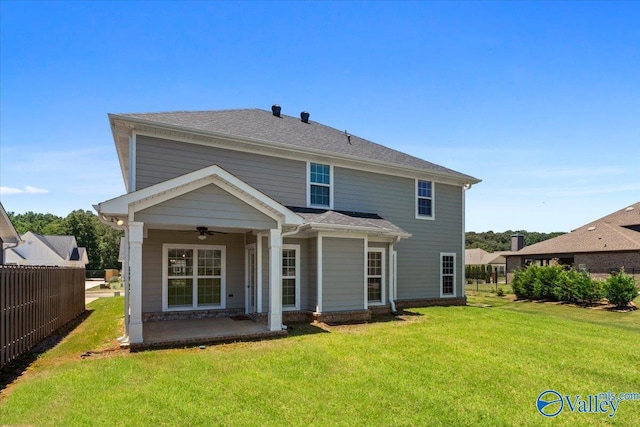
[138,316,287,349]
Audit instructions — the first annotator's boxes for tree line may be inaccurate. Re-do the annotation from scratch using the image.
[7,210,122,271]
[465,230,566,252]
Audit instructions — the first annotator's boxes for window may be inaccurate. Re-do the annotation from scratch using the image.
[367,249,385,304]
[416,179,434,219]
[163,244,225,310]
[282,245,300,309]
[308,162,332,208]
[440,253,456,297]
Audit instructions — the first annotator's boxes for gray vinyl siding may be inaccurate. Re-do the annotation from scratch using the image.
[135,184,276,230]
[334,167,464,299]
[322,238,365,311]
[141,230,246,313]
[136,135,306,206]
[307,237,317,311]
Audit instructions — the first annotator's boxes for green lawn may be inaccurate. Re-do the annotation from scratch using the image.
[1,295,639,426]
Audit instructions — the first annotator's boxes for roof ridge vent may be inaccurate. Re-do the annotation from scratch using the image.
[300,111,310,123]
[271,104,281,117]
[625,206,634,212]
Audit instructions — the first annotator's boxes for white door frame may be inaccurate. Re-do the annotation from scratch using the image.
[245,243,257,314]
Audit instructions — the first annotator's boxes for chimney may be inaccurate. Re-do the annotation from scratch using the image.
[511,234,524,251]
[300,111,310,123]
[271,104,281,117]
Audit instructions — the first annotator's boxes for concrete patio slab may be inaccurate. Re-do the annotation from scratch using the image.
[135,317,287,349]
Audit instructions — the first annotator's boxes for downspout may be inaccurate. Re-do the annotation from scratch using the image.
[389,235,401,314]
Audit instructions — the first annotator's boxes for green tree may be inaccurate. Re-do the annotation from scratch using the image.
[7,211,65,235]
[64,210,101,270]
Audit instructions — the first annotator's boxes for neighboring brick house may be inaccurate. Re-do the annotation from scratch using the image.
[95,106,480,346]
[505,202,640,281]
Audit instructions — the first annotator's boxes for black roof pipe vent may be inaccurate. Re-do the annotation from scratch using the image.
[300,111,310,123]
[271,104,281,117]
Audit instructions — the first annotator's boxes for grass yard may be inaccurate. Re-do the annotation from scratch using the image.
[1,295,639,426]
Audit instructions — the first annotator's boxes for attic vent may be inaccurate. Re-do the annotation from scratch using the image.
[271,104,281,117]
[587,226,596,231]
[625,206,635,212]
[300,111,310,123]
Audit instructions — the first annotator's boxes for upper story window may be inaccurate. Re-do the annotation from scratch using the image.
[416,179,434,219]
[308,162,333,208]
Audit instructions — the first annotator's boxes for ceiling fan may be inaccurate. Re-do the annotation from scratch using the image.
[180,226,227,240]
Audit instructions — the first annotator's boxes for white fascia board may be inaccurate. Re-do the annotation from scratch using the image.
[112,116,481,187]
[96,164,303,226]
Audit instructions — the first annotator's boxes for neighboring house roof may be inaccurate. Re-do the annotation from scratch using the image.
[0,202,20,244]
[289,207,411,238]
[110,109,480,185]
[34,234,78,260]
[465,248,507,265]
[4,247,25,260]
[510,201,640,256]
[12,232,89,265]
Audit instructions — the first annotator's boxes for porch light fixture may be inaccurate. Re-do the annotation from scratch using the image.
[116,219,124,226]
[198,234,207,241]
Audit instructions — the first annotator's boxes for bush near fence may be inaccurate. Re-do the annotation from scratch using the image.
[1,266,85,369]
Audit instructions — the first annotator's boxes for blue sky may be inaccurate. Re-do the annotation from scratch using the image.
[1,1,638,232]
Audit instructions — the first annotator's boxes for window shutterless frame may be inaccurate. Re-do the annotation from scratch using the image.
[282,244,301,310]
[415,179,435,220]
[440,252,456,297]
[162,243,226,311]
[307,162,334,209]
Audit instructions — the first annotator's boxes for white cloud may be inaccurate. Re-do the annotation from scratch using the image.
[0,186,50,195]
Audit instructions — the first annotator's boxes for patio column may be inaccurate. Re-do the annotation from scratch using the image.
[128,221,144,344]
[268,228,282,331]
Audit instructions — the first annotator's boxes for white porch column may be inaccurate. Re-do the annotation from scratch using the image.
[117,229,130,343]
[128,221,144,344]
[268,228,282,331]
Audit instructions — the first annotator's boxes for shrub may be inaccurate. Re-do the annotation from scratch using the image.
[553,269,579,303]
[496,287,505,297]
[512,265,539,299]
[575,273,604,305]
[533,264,564,300]
[605,269,639,307]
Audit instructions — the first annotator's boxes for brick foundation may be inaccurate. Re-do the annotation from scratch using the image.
[142,308,245,322]
[395,297,467,308]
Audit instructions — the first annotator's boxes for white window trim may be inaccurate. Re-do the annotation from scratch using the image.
[282,244,301,311]
[415,179,435,220]
[307,161,334,209]
[162,243,226,311]
[440,252,456,298]
[367,247,386,306]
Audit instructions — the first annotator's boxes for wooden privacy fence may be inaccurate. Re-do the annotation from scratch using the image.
[1,266,85,369]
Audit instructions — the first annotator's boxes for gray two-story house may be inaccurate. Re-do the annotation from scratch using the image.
[96,106,480,347]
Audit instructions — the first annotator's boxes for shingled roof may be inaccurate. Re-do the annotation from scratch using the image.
[113,108,479,183]
[288,206,410,238]
[512,201,640,256]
